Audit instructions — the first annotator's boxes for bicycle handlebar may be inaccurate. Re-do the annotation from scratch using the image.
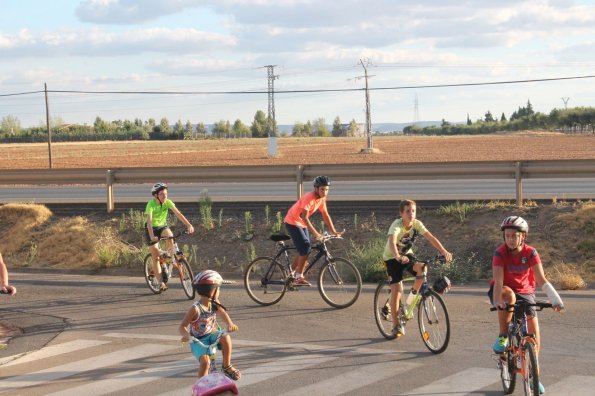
[149,230,189,245]
[490,301,553,312]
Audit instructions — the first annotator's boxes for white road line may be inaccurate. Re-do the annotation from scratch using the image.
[0,344,172,394]
[157,353,337,396]
[402,367,499,395]
[46,351,252,396]
[102,332,401,356]
[546,375,595,395]
[0,339,110,367]
[280,360,421,396]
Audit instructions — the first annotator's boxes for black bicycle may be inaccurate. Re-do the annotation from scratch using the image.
[491,300,552,396]
[373,256,451,354]
[143,231,194,299]
[244,232,362,309]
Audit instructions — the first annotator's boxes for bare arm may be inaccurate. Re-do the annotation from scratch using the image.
[146,213,158,242]
[388,234,408,263]
[321,211,342,236]
[300,209,322,240]
[171,206,194,234]
[179,305,198,342]
[492,265,505,308]
[0,252,16,295]
[423,231,453,262]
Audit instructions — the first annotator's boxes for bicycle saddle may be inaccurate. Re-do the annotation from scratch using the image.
[270,234,291,242]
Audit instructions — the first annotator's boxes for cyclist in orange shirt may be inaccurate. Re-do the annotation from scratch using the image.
[284,176,343,286]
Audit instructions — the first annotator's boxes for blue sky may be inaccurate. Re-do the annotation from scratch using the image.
[1,0,595,128]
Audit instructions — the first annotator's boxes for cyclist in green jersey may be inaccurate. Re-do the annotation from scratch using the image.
[145,182,194,291]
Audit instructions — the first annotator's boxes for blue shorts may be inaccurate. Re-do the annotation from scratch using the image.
[190,330,223,359]
[285,222,311,256]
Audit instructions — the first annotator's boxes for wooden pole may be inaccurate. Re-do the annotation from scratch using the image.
[44,83,53,169]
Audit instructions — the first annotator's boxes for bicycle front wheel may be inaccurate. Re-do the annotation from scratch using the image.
[417,290,450,354]
[522,342,539,396]
[177,258,195,300]
[318,257,362,309]
[143,254,162,294]
[501,337,517,394]
[373,281,404,340]
[244,256,288,306]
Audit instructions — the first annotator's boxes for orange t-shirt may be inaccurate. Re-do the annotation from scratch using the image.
[284,191,328,228]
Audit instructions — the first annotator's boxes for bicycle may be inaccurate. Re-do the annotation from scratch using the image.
[491,300,552,396]
[187,330,239,395]
[244,232,362,309]
[143,231,194,299]
[373,255,451,354]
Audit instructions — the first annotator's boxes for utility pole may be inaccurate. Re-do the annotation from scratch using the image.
[264,65,279,156]
[561,97,570,110]
[357,58,376,153]
[44,82,53,169]
[413,93,420,125]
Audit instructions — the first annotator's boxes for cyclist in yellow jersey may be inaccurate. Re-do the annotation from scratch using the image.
[145,182,194,291]
[382,199,452,336]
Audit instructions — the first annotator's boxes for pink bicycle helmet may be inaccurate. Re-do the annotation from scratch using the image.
[500,216,529,233]
[193,270,223,297]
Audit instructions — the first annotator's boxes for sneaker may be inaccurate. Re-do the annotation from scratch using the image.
[159,282,168,291]
[293,277,311,286]
[493,335,508,353]
[391,324,405,337]
[530,381,545,394]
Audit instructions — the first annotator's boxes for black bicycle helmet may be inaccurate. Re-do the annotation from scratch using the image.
[313,175,331,187]
[151,182,168,195]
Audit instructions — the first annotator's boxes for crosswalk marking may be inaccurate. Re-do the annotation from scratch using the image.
[0,339,110,367]
[46,351,252,396]
[2,333,594,396]
[279,360,421,396]
[546,375,595,395]
[0,344,172,394]
[402,367,499,395]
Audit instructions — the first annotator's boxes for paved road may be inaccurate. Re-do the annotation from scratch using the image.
[1,179,594,204]
[1,271,594,395]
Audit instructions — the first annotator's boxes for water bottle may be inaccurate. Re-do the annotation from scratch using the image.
[406,289,418,306]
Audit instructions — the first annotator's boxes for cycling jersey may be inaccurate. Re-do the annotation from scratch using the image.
[284,191,328,228]
[490,243,540,294]
[382,218,428,261]
[145,198,175,227]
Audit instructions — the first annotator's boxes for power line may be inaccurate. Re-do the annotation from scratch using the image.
[1,74,594,97]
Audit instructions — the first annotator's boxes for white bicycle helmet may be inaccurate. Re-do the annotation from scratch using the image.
[193,270,223,297]
[500,216,529,233]
[151,182,168,195]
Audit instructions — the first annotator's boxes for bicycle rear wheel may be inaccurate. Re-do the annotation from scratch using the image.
[143,254,162,294]
[244,256,288,306]
[417,290,450,354]
[373,281,404,339]
[522,342,539,396]
[318,257,362,309]
[177,257,195,300]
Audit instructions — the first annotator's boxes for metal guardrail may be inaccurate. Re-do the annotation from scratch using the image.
[1,160,593,212]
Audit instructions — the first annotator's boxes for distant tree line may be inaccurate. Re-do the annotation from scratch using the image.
[0,108,362,143]
[2,102,593,143]
[403,102,595,136]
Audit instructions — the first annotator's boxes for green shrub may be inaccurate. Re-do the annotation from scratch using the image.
[348,233,387,282]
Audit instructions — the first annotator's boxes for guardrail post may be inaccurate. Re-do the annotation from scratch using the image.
[515,161,523,207]
[296,165,304,199]
[106,170,115,213]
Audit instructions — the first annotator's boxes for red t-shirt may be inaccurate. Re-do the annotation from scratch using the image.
[491,243,541,294]
[284,191,328,228]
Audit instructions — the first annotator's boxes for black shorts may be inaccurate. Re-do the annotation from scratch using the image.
[143,224,170,246]
[384,254,417,284]
[487,285,537,317]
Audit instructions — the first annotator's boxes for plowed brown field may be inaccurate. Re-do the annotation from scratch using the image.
[1,132,594,169]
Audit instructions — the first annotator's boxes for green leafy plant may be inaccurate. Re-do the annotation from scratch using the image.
[199,189,214,230]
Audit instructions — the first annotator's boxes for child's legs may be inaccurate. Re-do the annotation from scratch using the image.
[410,261,426,291]
[220,334,232,367]
[149,243,162,281]
[285,223,311,274]
[292,255,308,274]
[198,354,210,377]
[389,281,403,327]
[498,286,516,335]
[527,315,540,356]
[161,227,174,256]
